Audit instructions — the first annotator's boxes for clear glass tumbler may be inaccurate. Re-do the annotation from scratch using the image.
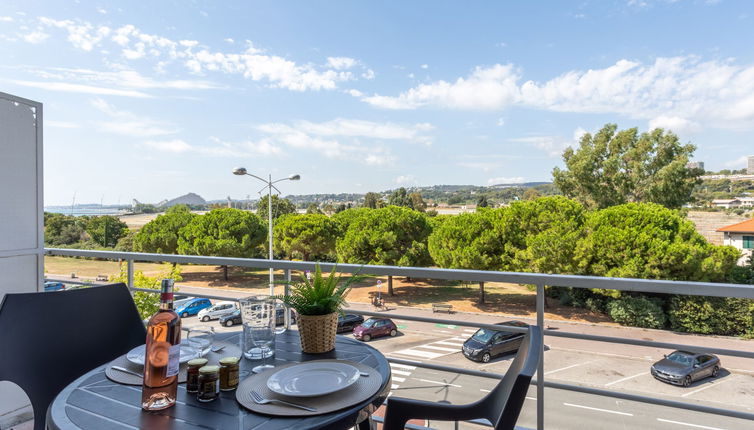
[186,326,214,357]
[239,296,289,363]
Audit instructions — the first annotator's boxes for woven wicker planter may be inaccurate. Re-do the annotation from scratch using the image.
[297,312,339,353]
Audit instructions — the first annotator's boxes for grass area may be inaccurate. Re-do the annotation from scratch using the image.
[45,256,613,324]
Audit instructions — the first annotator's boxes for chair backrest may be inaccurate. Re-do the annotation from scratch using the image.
[480,325,542,430]
[0,283,146,430]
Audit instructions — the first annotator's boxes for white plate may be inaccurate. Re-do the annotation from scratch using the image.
[126,343,198,366]
[266,362,360,397]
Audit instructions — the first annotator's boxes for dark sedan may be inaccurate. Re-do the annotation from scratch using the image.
[462,321,529,363]
[651,350,721,387]
[218,307,296,327]
[337,314,364,333]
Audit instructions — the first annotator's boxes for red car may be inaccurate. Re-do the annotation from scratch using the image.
[353,318,397,342]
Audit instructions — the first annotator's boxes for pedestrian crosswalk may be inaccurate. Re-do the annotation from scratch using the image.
[389,362,417,390]
[387,334,468,360]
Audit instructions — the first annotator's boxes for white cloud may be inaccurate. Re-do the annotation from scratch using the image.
[395,175,417,185]
[420,64,428,69]
[363,64,520,110]
[648,115,701,134]
[362,56,754,131]
[91,98,178,137]
[0,16,14,22]
[224,38,234,43]
[347,89,363,97]
[496,118,505,126]
[33,17,369,92]
[511,127,586,158]
[725,155,749,168]
[144,137,282,157]
[5,79,151,97]
[97,7,108,14]
[487,177,525,185]
[23,31,49,43]
[327,57,358,70]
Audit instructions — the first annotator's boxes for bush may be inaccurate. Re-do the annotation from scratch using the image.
[607,296,667,329]
[668,296,754,336]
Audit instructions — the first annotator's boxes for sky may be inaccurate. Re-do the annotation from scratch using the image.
[1,0,754,206]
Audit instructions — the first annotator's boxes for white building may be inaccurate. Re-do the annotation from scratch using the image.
[711,198,742,209]
[717,219,754,265]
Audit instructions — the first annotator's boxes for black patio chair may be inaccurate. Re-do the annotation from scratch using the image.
[382,325,542,430]
[0,283,146,430]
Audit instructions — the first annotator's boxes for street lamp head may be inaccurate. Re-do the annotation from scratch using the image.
[288,174,301,181]
[232,167,247,176]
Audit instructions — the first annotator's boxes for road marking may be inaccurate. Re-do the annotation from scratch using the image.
[480,389,490,392]
[605,372,645,387]
[389,349,445,359]
[418,345,459,352]
[392,376,406,382]
[450,337,468,341]
[563,403,633,416]
[417,378,462,388]
[435,324,458,329]
[525,396,537,401]
[681,375,738,398]
[391,384,399,389]
[544,362,588,375]
[463,328,477,333]
[436,330,452,334]
[391,369,411,376]
[389,363,417,370]
[656,418,726,429]
[435,341,464,347]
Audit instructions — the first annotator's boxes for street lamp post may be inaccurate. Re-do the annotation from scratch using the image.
[232,167,300,294]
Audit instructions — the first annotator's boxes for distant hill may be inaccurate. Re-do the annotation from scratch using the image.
[160,192,207,207]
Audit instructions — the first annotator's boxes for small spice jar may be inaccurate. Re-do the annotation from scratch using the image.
[219,356,240,391]
[197,365,220,402]
[186,358,208,393]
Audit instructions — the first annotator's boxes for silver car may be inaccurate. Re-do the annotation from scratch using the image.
[197,301,238,322]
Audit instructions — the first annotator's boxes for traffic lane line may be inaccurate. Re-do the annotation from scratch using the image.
[605,371,646,387]
[563,402,633,416]
[418,345,459,352]
[681,375,739,398]
[416,378,462,388]
[657,418,726,430]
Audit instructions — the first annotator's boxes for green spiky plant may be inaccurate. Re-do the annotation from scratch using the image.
[276,264,363,316]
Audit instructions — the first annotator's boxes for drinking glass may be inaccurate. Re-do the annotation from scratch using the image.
[239,296,289,372]
[186,326,214,357]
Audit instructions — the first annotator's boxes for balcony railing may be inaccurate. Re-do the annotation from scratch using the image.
[45,248,754,429]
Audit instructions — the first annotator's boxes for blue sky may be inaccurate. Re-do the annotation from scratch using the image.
[2,1,753,206]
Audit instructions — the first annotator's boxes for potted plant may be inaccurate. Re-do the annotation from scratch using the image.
[277,264,362,353]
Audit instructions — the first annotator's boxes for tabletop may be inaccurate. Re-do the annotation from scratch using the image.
[47,331,391,430]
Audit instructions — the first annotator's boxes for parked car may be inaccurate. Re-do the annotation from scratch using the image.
[337,314,365,333]
[44,281,65,292]
[175,298,212,318]
[218,305,296,327]
[198,301,238,322]
[462,321,529,363]
[651,350,721,387]
[353,318,397,342]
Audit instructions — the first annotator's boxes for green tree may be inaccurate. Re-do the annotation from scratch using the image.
[177,208,267,280]
[44,212,87,245]
[110,262,183,319]
[331,207,372,235]
[363,192,382,209]
[274,214,339,261]
[133,205,197,255]
[257,195,297,220]
[522,188,541,200]
[336,206,432,295]
[409,192,427,212]
[428,210,505,303]
[553,124,702,209]
[574,203,739,296]
[388,187,413,209]
[305,203,324,214]
[86,215,128,247]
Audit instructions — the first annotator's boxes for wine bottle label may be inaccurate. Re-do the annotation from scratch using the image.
[166,344,180,377]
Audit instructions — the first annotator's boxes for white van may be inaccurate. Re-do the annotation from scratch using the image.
[197,301,238,322]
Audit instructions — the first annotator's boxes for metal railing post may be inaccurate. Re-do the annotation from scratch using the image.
[536,283,545,430]
[127,259,134,295]
[284,269,292,330]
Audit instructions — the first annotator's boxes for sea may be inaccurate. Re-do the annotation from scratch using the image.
[44,206,130,217]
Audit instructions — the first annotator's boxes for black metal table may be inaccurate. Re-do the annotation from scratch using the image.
[47,331,391,430]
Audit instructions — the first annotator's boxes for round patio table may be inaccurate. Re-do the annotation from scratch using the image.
[47,331,391,430]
